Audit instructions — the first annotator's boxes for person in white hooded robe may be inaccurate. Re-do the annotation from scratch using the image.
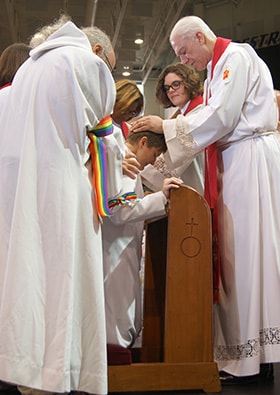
[0,18,119,395]
[131,15,280,383]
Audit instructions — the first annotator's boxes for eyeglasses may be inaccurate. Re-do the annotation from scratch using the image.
[103,52,114,72]
[121,109,140,117]
[163,80,184,92]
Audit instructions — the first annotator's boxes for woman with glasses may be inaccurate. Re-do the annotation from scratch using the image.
[111,79,144,178]
[112,79,144,150]
[141,62,205,194]
[0,16,119,395]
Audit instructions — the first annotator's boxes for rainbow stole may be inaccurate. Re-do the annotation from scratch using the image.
[87,115,113,216]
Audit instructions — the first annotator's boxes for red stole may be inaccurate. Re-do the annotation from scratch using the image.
[170,95,203,119]
[121,122,130,138]
[183,94,203,115]
[204,37,231,303]
[0,82,12,90]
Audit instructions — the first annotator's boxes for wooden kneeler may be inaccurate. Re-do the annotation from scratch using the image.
[108,185,221,393]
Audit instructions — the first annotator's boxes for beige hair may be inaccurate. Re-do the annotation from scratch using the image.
[114,79,144,114]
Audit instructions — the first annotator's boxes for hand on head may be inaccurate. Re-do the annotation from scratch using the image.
[130,115,164,133]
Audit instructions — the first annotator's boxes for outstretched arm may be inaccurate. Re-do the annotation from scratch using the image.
[130,115,164,133]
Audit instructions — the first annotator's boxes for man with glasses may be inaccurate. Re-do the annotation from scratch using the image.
[81,25,115,73]
[0,15,120,395]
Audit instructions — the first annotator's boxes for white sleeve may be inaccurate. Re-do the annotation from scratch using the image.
[108,175,167,224]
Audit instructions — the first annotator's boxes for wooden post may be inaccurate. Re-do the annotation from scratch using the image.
[164,186,214,363]
[108,185,221,393]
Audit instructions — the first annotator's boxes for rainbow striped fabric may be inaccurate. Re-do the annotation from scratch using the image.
[87,115,113,217]
[108,192,139,209]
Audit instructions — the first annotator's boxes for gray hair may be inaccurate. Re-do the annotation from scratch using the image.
[29,15,113,58]
[29,14,71,48]
[170,15,216,43]
[81,26,113,55]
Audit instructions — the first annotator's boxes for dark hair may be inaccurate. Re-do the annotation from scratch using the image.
[0,43,31,86]
[156,62,203,108]
[126,130,167,153]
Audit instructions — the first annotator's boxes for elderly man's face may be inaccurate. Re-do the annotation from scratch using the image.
[170,32,210,71]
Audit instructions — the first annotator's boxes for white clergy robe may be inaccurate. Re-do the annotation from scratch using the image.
[0,21,117,394]
[162,41,280,377]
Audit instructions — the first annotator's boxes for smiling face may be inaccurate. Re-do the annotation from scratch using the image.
[164,72,190,109]
[171,32,212,71]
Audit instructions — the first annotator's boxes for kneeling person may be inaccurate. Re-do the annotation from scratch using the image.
[102,130,182,348]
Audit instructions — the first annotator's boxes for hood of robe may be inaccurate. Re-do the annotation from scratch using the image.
[30,21,91,61]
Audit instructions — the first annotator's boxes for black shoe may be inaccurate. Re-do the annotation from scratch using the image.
[0,381,18,392]
[259,363,274,381]
[220,364,274,386]
[219,371,259,385]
